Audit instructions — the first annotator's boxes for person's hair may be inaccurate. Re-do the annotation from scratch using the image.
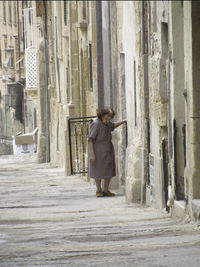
[97,107,115,120]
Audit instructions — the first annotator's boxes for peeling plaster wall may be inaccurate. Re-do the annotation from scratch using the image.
[114,1,143,202]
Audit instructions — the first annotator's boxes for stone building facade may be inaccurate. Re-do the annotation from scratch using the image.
[93,0,200,222]
[0,1,24,154]
[30,1,97,170]
[2,1,199,222]
[0,1,37,155]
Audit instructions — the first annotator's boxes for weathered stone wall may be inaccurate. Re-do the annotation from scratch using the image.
[183,1,200,220]
[145,1,169,209]
[41,1,97,169]
[168,1,185,203]
[110,1,144,201]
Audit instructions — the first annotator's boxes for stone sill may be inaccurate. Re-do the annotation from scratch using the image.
[76,20,88,30]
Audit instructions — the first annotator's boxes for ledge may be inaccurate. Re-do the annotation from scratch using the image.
[76,20,88,30]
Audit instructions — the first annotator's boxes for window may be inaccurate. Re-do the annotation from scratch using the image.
[28,9,32,25]
[34,108,37,129]
[5,49,14,68]
[133,59,137,126]
[0,41,2,67]
[20,57,25,69]
[3,2,6,23]
[64,0,67,26]
[66,67,70,103]
[56,120,59,151]
[24,1,28,8]
[23,8,34,48]
[25,31,28,49]
[10,36,13,47]
[55,16,61,102]
[0,50,2,68]
[9,2,12,24]
[82,1,86,20]
[89,43,93,90]
[4,35,7,49]
[15,37,18,57]
[14,3,17,25]
[25,105,28,127]
[120,53,127,121]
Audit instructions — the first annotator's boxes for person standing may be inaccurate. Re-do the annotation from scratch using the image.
[88,108,127,197]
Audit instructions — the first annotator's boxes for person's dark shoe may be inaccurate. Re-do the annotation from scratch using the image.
[103,191,115,197]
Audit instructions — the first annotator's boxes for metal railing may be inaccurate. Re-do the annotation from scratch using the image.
[68,116,128,175]
[68,116,96,174]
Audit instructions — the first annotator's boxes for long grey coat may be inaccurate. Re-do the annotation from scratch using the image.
[88,118,116,179]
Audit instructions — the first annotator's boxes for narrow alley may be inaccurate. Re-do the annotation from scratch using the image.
[0,155,200,267]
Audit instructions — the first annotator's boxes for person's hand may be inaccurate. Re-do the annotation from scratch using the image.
[123,119,127,124]
[90,152,96,164]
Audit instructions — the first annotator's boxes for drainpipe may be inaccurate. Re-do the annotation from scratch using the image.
[141,1,150,204]
[42,0,50,162]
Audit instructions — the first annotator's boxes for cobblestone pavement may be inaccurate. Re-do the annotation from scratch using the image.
[0,154,200,267]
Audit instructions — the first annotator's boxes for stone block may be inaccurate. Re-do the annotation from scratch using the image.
[148,154,166,210]
[171,200,186,220]
[190,143,200,170]
[190,118,200,143]
[191,199,200,221]
[127,147,142,179]
[37,134,47,163]
[109,176,119,190]
[126,176,141,202]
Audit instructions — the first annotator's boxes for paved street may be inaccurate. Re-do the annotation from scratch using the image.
[0,155,200,267]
